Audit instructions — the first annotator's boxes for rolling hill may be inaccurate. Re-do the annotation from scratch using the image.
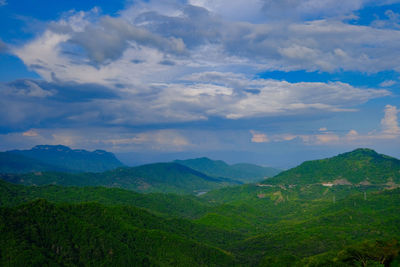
[175,157,281,183]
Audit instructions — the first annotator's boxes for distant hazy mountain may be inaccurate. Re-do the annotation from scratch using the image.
[0,162,241,195]
[262,148,400,185]
[7,145,124,173]
[174,157,281,183]
[0,152,68,174]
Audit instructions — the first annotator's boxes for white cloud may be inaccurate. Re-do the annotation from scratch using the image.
[209,78,389,119]
[189,0,265,22]
[104,130,190,151]
[250,130,269,143]
[4,80,54,98]
[381,104,400,136]
[346,129,359,141]
[22,129,39,137]
[271,131,341,145]
[13,1,400,88]
[371,10,400,29]
[0,72,389,130]
[379,80,397,87]
[188,0,384,22]
[70,16,186,63]
[0,0,7,7]
[315,133,340,144]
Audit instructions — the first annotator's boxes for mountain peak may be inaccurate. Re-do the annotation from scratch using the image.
[341,148,378,157]
[264,148,400,185]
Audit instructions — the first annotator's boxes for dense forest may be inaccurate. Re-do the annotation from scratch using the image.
[1,147,400,266]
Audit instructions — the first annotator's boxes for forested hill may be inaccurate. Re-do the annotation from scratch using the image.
[262,148,400,185]
[6,145,124,173]
[1,176,400,266]
[175,157,281,183]
[0,162,241,195]
[0,199,237,266]
[0,179,210,219]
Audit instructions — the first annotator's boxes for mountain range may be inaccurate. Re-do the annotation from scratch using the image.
[0,162,241,195]
[1,147,400,266]
[0,145,280,195]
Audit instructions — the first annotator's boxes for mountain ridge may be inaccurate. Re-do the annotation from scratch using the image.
[174,157,281,183]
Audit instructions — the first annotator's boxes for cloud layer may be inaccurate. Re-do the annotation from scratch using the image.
[1,0,400,156]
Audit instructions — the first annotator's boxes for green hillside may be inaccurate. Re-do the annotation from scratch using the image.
[0,162,241,195]
[175,157,281,183]
[262,148,400,185]
[7,145,124,173]
[228,188,400,266]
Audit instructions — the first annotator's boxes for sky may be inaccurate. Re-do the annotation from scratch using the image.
[0,0,400,168]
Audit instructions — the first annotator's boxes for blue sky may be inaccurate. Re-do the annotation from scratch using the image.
[1,0,400,168]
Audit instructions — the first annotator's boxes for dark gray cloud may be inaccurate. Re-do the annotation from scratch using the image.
[0,79,120,130]
[69,16,186,63]
[135,5,222,48]
[159,59,175,65]
[5,79,118,102]
[260,0,364,21]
